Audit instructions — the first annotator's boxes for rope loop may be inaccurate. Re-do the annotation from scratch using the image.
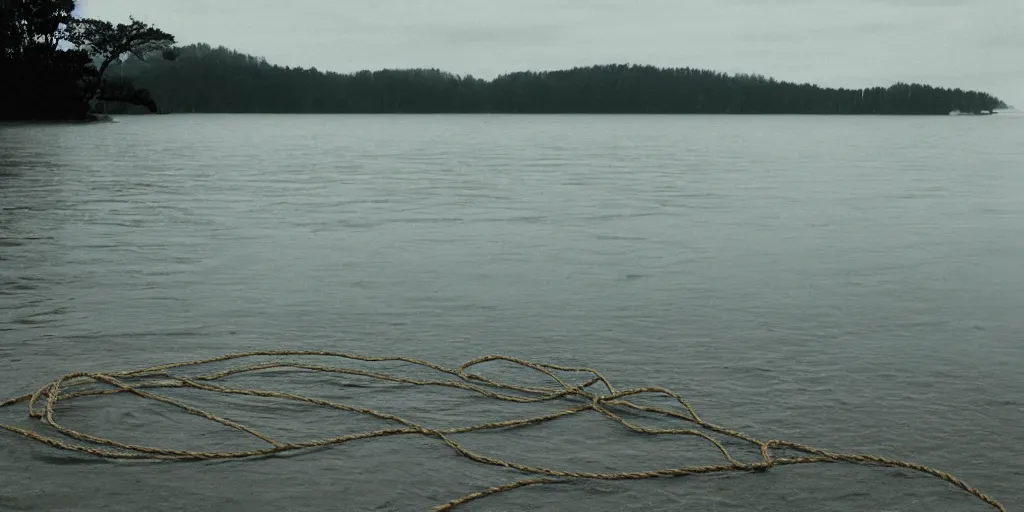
[0,351,1005,511]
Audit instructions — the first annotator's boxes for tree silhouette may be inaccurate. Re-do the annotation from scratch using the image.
[69,16,175,102]
[0,0,174,120]
[114,46,1007,116]
[1,3,1006,120]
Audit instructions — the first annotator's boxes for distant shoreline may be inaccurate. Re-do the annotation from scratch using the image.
[0,115,114,125]
[107,111,1002,117]
[102,45,1006,117]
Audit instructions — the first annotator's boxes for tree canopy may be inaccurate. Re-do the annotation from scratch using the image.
[0,0,174,120]
[2,3,1006,119]
[70,16,174,102]
[110,44,1007,116]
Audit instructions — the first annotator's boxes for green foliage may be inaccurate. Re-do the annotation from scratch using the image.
[97,79,157,112]
[0,0,76,55]
[1,0,89,119]
[68,16,175,101]
[0,0,174,120]
[121,45,1006,115]
[2,2,1005,120]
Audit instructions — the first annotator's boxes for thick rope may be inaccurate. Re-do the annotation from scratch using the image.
[0,351,1006,511]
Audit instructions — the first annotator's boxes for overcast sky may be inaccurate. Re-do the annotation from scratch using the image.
[80,0,1020,104]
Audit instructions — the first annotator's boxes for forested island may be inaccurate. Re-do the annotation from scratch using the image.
[111,44,1007,116]
[2,1,1007,120]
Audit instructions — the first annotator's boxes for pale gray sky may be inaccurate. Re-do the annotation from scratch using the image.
[80,0,1021,104]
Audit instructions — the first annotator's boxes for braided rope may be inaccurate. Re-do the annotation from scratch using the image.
[0,351,1005,511]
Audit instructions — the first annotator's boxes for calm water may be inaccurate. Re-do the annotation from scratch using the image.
[1,115,1022,511]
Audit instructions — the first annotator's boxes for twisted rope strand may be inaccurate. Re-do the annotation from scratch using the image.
[0,351,1006,511]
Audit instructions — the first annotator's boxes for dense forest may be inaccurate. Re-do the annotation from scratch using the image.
[0,0,174,120]
[110,43,1007,116]
[3,1,1007,118]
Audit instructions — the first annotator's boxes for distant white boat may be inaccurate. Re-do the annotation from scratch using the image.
[949,109,962,116]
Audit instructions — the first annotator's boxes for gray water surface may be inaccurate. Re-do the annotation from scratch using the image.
[1,115,1022,511]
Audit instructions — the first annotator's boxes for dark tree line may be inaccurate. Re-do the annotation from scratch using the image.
[0,0,174,120]
[112,44,1007,116]
[5,4,1005,119]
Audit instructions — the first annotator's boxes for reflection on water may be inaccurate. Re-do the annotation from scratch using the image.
[1,115,1023,511]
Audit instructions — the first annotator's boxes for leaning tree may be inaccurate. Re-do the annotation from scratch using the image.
[70,16,175,103]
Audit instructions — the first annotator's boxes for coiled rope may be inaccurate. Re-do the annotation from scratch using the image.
[0,350,1006,511]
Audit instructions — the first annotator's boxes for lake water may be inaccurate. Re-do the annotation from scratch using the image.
[1,115,1022,511]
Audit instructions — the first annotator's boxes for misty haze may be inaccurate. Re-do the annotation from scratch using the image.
[2,2,1022,512]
